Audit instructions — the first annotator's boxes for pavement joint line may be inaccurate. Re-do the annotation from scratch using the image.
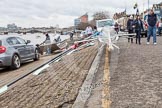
[102,46,111,108]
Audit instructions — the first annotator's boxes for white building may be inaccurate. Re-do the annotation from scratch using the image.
[7,23,18,31]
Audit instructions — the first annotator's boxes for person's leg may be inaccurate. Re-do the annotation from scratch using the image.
[135,30,138,44]
[116,28,119,34]
[138,30,141,44]
[131,36,133,43]
[46,45,51,55]
[70,36,72,41]
[147,26,151,43]
[132,30,134,43]
[130,30,133,43]
[71,35,74,41]
[128,30,130,42]
[49,45,51,54]
[45,45,49,54]
[128,37,130,42]
[153,26,157,43]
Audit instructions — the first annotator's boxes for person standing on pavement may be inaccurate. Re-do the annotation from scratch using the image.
[127,15,134,43]
[85,25,93,36]
[145,9,159,45]
[43,33,51,55]
[69,31,74,41]
[92,26,100,37]
[114,22,119,34]
[134,15,144,45]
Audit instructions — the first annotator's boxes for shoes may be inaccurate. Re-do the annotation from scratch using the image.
[154,43,157,45]
[147,42,150,45]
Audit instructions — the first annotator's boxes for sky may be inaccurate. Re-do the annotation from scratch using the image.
[0,0,160,28]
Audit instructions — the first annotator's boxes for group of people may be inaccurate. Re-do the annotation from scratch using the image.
[127,15,144,44]
[42,9,160,55]
[127,9,160,45]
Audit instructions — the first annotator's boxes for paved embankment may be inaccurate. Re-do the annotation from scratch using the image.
[0,36,78,88]
[0,41,99,108]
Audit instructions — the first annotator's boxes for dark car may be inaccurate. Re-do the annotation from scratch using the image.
[0,36,40,69]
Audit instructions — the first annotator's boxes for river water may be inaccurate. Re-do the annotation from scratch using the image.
[0,33,69,45]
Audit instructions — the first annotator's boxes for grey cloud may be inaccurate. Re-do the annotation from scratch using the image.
[0,0,160,27]
[0,0,159,17]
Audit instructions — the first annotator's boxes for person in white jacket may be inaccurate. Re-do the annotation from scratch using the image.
[85,25,93,36]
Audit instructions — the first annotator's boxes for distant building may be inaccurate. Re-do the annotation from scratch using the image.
[0,27,7,33]
[113,10,127,20]
[74,18,81,27]
[7,23,18,31]
[79,13,88,23]
[74,13,89,29]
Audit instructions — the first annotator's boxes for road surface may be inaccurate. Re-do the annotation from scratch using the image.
[0,54,57,88]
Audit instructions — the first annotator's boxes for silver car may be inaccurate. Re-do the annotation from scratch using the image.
[0,36,40,69]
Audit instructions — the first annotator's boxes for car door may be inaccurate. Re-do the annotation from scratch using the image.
[7,37,26,60]
[16,37,35,59]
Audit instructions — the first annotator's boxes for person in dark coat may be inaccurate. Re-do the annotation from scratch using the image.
[114,22,119,34]
[69,31,74,41]
[127,15,134,43]
[134,15,144,45]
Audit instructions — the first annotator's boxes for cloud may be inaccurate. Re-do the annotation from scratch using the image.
[0,0,160,27]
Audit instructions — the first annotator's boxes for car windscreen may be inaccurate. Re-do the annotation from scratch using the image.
[0,40,2,46]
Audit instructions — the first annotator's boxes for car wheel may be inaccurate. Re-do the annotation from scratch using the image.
[11,54,21,69]
[34,49,40,61]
